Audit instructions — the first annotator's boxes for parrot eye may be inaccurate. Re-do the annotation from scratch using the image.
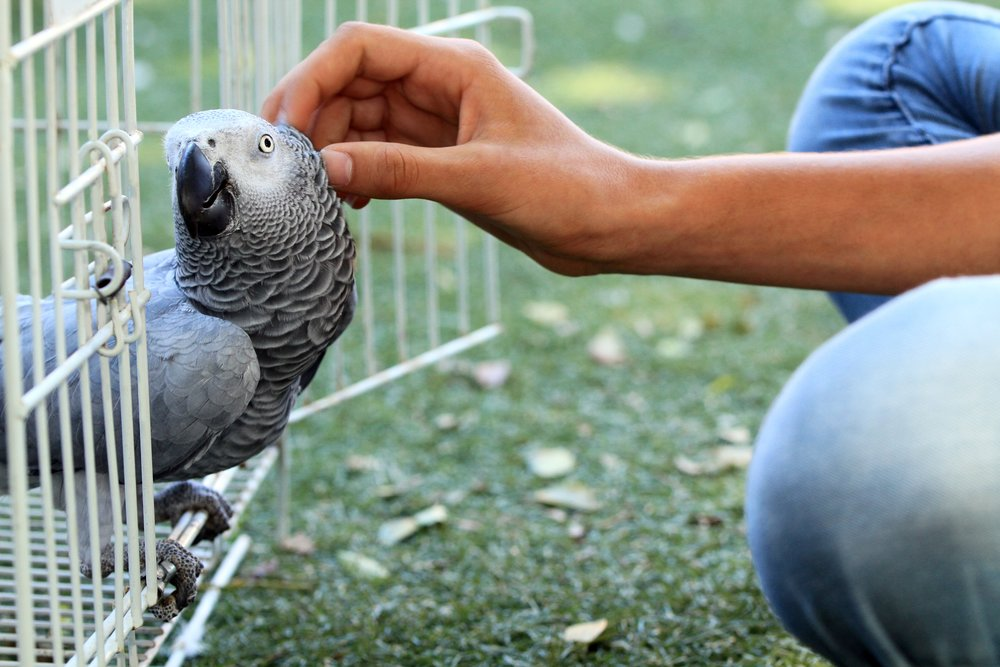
[258,134,275,153]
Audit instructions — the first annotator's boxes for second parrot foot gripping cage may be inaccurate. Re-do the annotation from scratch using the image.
[0,1,533,665]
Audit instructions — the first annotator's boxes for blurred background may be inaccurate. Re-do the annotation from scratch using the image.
[118,1,998,664]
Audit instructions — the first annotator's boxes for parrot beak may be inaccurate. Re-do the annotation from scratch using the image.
[176,142,233,239]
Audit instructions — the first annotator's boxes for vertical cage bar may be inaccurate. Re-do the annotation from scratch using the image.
[119,0,159,611]
[325,0,336,35]
[21,1,68,660]
[424,202,439,350]
[190,0,202,110]
[103,9,120,129]
[254,0,268,109]
[455,214,469,333]
[359,206,376,375]
[392,201,407,361]
[217,0,230,106]
[0,1,37,664]
[62,27,91,662]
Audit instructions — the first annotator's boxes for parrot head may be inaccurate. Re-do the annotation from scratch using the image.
[164,108,329,242]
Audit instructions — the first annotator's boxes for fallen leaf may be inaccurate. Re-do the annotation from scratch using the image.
[545,508,568,523]
[455,518,483,532]
[655,337,692,359]
[524,447,576,479]
[534,482,602,512]
[434,413,459,431]
[706,373,736,395]
[714,444,753,468]
[718,424,752,445]
[377,504,449,545]
[377,517,419,545]
[374,476,422,499]
[414,503,448,527]
[247,558,280,579]
[474,360,512,389]
[599,453,625,473]
[677,316,705,341]
[442,487,468,505]
[563,618,609,644]
[523,300,570,327]
[588,328,627,365]
[337,551,390,580]
[632,317,656,339]
[345,454,381,473]
[688,514,724,527]
[280,533,316,556]
[674,444,753,476]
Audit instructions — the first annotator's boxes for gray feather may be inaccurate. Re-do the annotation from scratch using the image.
[0,108,356,542]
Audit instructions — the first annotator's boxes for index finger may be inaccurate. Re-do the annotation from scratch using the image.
[261,22,468,132]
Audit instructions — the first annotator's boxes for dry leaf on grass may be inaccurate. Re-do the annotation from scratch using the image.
[247,558,280,579]
[337,551,390,580]
[674,444,753,476]
[587,328,627,365]
[414,503,449,526]
[599,452,625,473]
[378,504,449,546]
[563,618,609,644]
[655,337,692,360]
[434,413,459,431]
[534,482,602,512]
[688,514,724,527]
[677,316,705,341]
[473,360,512,389]
[717,424,752,445]
[279,533,316,556]
[345,454,382,473]
[524,447,576,479]
[374,476,422,499]
[378,517,420,545]
[523,300,570,327]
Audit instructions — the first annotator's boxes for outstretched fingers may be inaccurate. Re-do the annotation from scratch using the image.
[262,22,469,133]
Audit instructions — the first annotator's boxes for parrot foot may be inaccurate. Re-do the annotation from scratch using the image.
[147,538,205,621]
[80,538,204,621]
[154,480,234,544]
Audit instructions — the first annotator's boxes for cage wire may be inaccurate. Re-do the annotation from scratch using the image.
[0,1,534,665]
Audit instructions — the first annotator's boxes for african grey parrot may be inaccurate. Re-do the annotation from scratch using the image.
[0,109,356,619]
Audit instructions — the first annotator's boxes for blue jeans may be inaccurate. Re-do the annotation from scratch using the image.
[746,3,1000,666]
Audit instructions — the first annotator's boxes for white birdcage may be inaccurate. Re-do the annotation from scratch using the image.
[0,1,533,665]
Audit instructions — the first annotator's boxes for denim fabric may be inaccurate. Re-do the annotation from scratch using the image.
[786,1,1000,322]
[747,4,1000,666]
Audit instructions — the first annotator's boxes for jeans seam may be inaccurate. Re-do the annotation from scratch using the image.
[882,11,1000,145]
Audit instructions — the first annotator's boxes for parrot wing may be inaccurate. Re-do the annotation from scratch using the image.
[0,249,261,485]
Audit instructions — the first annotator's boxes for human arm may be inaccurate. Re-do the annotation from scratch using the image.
[262,22,1000,293]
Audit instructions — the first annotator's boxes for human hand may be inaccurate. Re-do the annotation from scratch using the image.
[261,22,632,276]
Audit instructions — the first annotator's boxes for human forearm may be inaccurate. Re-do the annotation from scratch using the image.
[606,136,1000,292]
[265,23,1000,293]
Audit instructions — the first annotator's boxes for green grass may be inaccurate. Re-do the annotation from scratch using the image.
[115,0,995,665]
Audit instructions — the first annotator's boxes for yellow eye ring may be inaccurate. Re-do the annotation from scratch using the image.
[258,134,275,153]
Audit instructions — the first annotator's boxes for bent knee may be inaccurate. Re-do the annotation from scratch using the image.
[747,276,1000,665]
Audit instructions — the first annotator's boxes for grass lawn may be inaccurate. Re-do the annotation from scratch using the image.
[129,1,999,665]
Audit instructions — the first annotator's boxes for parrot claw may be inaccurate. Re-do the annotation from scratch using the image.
[81,538,204,621]
[154,480,234,544]
[149,538,205,620]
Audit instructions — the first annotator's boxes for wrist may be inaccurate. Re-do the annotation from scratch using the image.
[586,153,690,276]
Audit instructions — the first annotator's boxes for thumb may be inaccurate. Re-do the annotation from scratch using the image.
[322,142,454,204]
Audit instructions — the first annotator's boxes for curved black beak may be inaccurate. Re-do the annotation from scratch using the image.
[176,142,233,239]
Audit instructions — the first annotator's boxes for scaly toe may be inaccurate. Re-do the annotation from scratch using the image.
[148,539,204,620]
